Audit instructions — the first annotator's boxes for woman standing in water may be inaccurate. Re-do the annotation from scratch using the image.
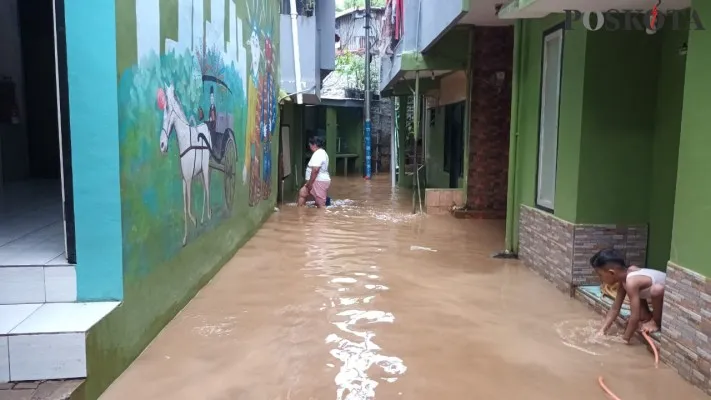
[298,136,331,208]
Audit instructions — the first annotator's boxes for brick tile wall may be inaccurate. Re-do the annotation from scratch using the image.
[661,262,711,395]
[572,224,649,286]
[519,205,649,292]
[519,206,573,292]
[467,27,513,218]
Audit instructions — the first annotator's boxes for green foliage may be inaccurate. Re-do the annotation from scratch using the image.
[336,0,386,12]
[335,50,379,91]
[394,95,415,139]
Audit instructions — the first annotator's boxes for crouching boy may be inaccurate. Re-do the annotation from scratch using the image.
[590,248,666,343]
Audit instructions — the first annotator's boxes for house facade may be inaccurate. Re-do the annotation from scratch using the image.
[379,0,513,216]
[498,0,711,394]
[0,0,334,397]
[380,0,711,394]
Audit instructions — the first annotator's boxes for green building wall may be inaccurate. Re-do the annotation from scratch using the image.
[336,107,364,175]
[646,22,688,269]
[280,102,306,200]
[510,14,687,269]
[426,106,450,188]
[670,0,711,276]
[510,14,587,248]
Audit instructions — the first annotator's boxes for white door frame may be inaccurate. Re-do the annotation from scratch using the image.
[536,28,563,211]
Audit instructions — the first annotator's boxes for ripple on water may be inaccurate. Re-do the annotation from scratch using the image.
[313,266,405,399]
[326,308,407,400]
[554,319,627,356]
[331,277,359,284]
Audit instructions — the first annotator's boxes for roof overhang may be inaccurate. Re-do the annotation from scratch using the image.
[497,0,691,19]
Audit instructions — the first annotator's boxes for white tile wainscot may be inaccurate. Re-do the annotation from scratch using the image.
[0,301,120,382]
[0,265,77,304]
[0,267,46,304]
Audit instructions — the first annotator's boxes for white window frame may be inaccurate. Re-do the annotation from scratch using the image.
[536,28,564,211]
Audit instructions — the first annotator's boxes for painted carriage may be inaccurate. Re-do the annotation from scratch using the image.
[206,111,238,211]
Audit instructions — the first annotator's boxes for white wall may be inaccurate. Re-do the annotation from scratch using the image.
[0,0,30,181]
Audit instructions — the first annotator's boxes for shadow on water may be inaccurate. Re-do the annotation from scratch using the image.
[101,176,708,400]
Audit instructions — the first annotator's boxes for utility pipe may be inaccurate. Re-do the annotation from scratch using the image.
[364,0,373,179]
[504,20,522,253]
[289,0,304,104]
[390,100,396,187]
[412,71,420,214]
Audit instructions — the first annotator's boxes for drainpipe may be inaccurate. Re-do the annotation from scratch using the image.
[289,0,304,104]
[504,19,523,254]
[390,100,396,187]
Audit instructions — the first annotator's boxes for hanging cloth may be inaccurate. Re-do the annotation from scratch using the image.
[381,0,393,55]
[394,0,404,41]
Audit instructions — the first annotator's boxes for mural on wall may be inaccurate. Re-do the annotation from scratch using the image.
[117,0,279,273]
[245,2,278,205]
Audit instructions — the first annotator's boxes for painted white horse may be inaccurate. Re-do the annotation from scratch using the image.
[158,84,212,246]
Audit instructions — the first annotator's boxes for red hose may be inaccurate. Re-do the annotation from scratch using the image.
[598,376,623,400]
[598,332,659,399]
[641,331,659,368]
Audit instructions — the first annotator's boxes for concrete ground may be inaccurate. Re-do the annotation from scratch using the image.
[99,176,708,399]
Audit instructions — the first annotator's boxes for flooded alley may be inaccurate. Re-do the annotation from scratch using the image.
[100,177,707,400]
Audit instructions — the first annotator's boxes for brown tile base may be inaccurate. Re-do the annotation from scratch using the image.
[450,209,506,219]
[0,380,82,400]
[518,205,648,293]
[425,189,464,215]
[660,262,711,395]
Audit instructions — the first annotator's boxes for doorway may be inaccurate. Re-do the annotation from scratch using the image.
[0,0,75,266]
[444,101,465,189]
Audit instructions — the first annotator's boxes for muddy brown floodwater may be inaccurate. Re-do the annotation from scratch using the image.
[101,176,708,400]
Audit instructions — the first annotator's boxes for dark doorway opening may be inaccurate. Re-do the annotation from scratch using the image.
[0,0,75,265]
[444,101,465,189]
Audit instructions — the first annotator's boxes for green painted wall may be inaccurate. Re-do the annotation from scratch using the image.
[427,106,450,188]
[510,14,686,267]
[670,1,711,276]
[280,102,306,200]
[336,107,364,175]
[572,23,686,269]
[647,23,687,268]
[326,107,337,175]
[550,25,587,222]
[79,1,281,398]
[397,96,408,187]
[575,30,660,224]
[511,15,587,248]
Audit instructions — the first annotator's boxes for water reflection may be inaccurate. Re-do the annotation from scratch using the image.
[100,177,710,400]
[302,198,408,399]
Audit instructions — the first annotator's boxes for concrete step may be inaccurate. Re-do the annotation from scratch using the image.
[0,265,76,305]
[0,302,119,382]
